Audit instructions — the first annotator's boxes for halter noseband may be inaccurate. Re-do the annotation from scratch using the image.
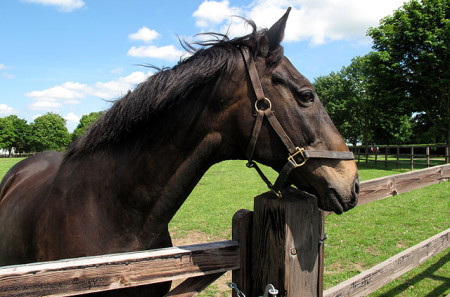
[239,47,355,198]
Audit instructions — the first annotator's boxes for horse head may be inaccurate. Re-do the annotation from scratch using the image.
[218,9,359,214]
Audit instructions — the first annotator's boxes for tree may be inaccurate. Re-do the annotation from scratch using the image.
[367,0,450,144]
[6,115,31,154]
[71,111,104,141]
[30,113,70,152]
[316,54,415,145]
[315,71,364,146]
[0,117,15,156]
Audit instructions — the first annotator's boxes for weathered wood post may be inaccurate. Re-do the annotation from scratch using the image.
[385,145,389,169]
[252,187,323,297]
[232,188,323,297]
[446,145,449,163]
[232,209,254,296]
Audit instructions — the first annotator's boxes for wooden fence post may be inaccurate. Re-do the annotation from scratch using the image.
[232,209,254,297]
[396,146,400,169]
[385,146,389,169]
[252,188,322,297]
[446,146,449,163]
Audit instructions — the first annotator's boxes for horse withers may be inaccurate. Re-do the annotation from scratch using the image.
[0,9,359,297]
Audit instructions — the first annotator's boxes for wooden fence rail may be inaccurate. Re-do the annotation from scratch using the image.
[0,164,449,296]
[323,228,449,297]
[357,162,450,206]
[0,241,239,297]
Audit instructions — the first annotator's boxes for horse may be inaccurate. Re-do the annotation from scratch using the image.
[0,9,359,296]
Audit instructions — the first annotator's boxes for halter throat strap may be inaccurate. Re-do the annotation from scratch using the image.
[239,47,354,198]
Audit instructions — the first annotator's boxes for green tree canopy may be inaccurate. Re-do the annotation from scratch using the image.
[0,117,15,155]
[6,115,31,154]
[367,0,450,144]
[315,55,414,145]
[314,70,364,146]
[30,113,70,152]
[71,111,104,141]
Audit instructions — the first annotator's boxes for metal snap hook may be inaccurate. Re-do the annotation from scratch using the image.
[262,284,279,297]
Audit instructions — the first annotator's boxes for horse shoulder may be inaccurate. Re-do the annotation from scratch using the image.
[0,151,63,200]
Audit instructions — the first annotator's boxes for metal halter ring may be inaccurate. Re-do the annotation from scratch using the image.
[255,97,272,111]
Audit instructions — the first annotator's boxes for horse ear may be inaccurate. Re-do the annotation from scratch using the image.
[266,7,291,53]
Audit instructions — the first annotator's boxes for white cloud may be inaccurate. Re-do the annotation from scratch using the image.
[110,67,123,74]
[129,27,160,43]
[193,0,242,28]
[25,81,86,109]
[0,63,14,79]
[1,73,15,79]
[26,71,152,111]
[29,100,63,110]
[0,104,15,115]
[193,0,408,45]
[127,45,184,61]
[90,71,151,99]
[23,0,85,12]
[64,112,80,124]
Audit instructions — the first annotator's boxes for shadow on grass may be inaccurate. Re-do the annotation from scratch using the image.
[377,250,450,297]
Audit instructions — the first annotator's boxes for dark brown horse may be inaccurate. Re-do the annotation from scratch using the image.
[0,10,359,296]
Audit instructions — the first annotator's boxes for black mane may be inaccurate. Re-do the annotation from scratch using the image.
[66,20,283,159]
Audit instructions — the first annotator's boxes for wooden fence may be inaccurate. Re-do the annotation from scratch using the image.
[350,144,450,170]
[0,164,449,296]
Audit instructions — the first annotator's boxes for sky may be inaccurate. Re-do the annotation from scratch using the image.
[0,0,408,132]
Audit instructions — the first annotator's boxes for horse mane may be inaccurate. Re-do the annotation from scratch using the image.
[65,20,283,159]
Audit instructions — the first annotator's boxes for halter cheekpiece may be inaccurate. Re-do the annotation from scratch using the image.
[239,47,355,198]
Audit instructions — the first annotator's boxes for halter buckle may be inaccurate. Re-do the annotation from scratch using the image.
[288,147,308,168]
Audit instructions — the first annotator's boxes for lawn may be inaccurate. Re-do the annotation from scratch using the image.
[171,161,449,297]
[0,157,25,178]
[0,157,448,296]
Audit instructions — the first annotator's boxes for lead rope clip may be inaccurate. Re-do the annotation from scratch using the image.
[228,283,279,297]
[262,284,279,297]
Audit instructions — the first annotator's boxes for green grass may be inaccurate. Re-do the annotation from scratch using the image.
[172,161,449,296]
[324,182,449,296]
[0,157,448,296]
[0,157,25,178]
[170,160,413,239]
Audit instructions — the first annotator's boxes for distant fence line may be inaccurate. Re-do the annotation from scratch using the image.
[349,144,450,170]
[0,153,35,158]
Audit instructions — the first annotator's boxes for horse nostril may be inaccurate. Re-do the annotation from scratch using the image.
[351,175,359,206]
[353,175,360,197]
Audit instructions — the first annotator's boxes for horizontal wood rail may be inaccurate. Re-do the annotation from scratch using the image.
[358,163,450,205]
[323,228,449,297]
[0,240,239,297]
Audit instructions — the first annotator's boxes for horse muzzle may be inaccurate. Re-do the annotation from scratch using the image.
[316,174,359,214]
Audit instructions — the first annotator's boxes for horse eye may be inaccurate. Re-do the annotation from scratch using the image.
[298,90,315,103]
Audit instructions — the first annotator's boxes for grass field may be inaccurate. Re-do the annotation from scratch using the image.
[0,157,448,296]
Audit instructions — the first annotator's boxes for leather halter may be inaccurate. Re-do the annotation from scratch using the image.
[239,47,355,198]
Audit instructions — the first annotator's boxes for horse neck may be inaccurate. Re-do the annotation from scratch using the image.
[93,95,232,245]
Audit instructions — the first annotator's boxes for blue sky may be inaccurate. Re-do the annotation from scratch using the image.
[0,0,407,132]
